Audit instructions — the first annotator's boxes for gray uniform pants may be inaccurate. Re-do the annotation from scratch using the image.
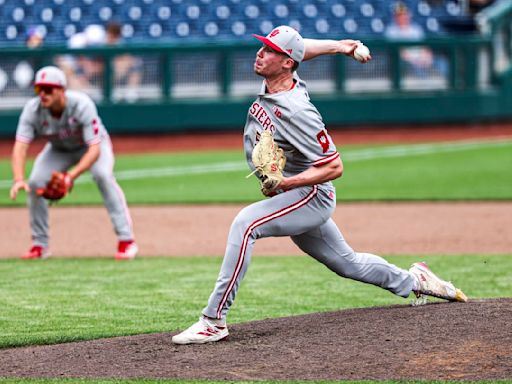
[203,185,414,320]
[28,139,134,248]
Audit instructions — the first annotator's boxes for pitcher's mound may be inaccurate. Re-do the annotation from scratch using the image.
[1,298,510,381]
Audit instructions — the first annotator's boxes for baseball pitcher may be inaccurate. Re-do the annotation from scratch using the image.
[172,27,467,344]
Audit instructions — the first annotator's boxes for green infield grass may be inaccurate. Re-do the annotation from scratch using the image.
[0,254,510,349]
[0,139,510,205]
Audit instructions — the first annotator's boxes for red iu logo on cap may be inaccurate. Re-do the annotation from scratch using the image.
[41,72,46,80]
[286,49,293,55]
[269,29,280,38]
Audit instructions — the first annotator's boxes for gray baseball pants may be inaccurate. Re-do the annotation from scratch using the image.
[27,139,134,248]
[203,185,415,320]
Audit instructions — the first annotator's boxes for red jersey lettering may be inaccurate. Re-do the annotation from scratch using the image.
[263,116,273,130]
[249,102,259,115]
[257,109,267,124]
[249,102,275,133]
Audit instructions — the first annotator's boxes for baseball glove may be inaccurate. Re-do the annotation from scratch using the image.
[36,171,73,201]
[246,130,286,196]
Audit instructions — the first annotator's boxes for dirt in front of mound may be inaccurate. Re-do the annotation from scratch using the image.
[0,298,510,381]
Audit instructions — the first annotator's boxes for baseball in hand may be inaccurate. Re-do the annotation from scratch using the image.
[353,44,371,63]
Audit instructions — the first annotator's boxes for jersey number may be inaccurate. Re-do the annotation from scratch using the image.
[316,130,330,153]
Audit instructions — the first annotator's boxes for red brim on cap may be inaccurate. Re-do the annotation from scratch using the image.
[34,82,64,88]
[253,34,286,55]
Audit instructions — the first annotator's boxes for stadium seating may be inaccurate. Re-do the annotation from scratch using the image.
[0,0,473,46]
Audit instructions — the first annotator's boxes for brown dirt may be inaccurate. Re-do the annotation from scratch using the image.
[0,299,510,381]
[1,123,511,380]
[1,201,512,258]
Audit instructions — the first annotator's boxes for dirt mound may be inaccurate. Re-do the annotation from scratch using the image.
[1,298,510,381]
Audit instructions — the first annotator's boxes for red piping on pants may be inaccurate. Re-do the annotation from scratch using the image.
[216,186,318,318]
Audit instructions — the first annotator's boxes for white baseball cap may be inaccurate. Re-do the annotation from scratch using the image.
[34,66,67,88]
[253,25,305,63]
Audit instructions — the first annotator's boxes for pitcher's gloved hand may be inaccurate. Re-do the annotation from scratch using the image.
[246,130,286,197]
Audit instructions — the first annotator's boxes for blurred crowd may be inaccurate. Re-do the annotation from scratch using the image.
[59,22,142,92]
[24,21,143,101]
[385,2,448,78]
[2,0,498,100]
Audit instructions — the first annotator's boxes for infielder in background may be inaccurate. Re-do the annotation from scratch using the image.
[172,26,467,345]
[9,66,138,260]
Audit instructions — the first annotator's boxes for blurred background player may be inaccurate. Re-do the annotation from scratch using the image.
[9,65,138,260]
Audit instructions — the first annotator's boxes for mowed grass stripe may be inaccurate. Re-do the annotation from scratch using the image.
[0,138,509,188]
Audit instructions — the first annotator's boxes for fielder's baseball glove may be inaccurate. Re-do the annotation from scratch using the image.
[36,171,73,201]
[247,130,286,196]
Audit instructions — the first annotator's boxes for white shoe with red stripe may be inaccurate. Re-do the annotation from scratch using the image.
[172,316,229,345]
[410,261,467,303]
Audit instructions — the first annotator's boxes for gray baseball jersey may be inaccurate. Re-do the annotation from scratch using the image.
[244,76,340,182]
[203,74,414,320]
[16,90,134,248]
[16,90,105,150]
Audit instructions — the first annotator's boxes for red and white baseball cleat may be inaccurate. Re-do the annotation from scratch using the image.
[172,316,229,345]
[21,245,50,260]
[115,240,138,260]
[409,261,467,303]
